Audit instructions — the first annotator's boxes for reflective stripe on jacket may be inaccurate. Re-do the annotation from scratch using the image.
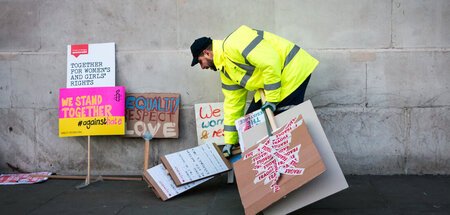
[212,25,319,145]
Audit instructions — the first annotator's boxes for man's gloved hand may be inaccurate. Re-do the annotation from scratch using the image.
[261,101,277,112]
[222,144,234,158]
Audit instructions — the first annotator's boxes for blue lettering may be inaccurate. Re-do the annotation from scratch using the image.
[210,120,216,127]
[164,98,170,111]
[170,98,175,112]
[158,97,164,111]
[135,97,145,110]
[201,119,223,129]
[173,98,180,113]
[152,98,158,111]
[146,98,153,111]
[126,97,135,109]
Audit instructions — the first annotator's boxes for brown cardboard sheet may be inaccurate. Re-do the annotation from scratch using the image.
[235,115,326,215]
[240,100,348,215]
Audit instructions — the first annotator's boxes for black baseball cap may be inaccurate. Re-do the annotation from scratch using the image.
[190,37,212,66]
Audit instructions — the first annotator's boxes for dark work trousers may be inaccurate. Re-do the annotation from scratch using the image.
[246,75,311,116]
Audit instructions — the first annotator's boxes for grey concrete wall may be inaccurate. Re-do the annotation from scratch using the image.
[0,0,449,175]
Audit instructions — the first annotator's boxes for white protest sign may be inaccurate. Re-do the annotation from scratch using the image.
[144,164,212,200]
[67,42,115,88]
[235,109,265,152]
[161,142,231,186]
[194,103,225,145]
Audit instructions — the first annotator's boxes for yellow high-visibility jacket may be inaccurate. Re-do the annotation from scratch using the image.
[212,25,319,145]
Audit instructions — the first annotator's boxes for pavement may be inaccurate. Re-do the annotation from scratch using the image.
[0,174,449,215]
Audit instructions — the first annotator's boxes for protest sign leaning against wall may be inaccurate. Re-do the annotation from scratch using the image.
[59,86,125,137]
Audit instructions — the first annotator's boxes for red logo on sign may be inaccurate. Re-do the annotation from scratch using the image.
[71,44,89,58]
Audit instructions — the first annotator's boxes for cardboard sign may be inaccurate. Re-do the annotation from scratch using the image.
[235,114,326,215]
[194,103,225,145]
[235,110,265,152]
[124,93,180,138]
[241,100,348,215]
[0,172,51,185]
[67,42,115,88]
[161,142,231,186]
[142,164,212,201]
[59,86,125,137]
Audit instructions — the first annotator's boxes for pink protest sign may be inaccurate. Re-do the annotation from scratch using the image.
[59,86,125,137]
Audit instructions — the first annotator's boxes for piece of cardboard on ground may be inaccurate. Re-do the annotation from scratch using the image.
[0,172,52,185]
[241,100,348,215]
[235,115,326,215]
[124,93,180,138]
[142,164,212,201]
[161,142,231,186]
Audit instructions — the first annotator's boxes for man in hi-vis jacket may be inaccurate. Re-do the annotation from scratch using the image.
[190,25,318,156]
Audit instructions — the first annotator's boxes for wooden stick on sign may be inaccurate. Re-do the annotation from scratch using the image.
[30,175,142,181]
[142,131,153,171]
[87,135,91,184]
[144,140,149,170]
[258,89,277,131]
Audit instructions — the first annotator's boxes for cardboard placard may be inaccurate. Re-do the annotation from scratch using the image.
[161,142,231,186]
[235,115,326,215]
[67,42,115,88]
[142,164,212,201]
[194,103,225,145]
[59,86,125,137]
[124,93,180,138]
[235,109,265,152]
[0,172,52,185]
[241,100,348,215]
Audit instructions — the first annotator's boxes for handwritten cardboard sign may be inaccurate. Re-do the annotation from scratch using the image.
[194,103,225,145]
[59,86,125,137]
[234,114,326,215]
[161,142,231,186]
[67,42,115,88]
[142,164,212,201]
[124,93,180,138]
